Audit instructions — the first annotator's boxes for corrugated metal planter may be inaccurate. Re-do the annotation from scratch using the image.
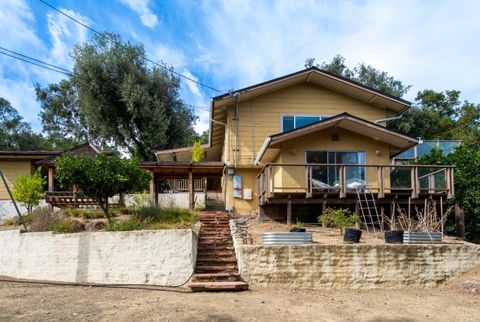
[262,232,313,245]
[403,231,442,244]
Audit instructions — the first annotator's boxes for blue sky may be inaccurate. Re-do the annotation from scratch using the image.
[1,0,480,135]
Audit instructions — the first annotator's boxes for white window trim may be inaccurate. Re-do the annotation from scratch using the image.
[280,114,332,132]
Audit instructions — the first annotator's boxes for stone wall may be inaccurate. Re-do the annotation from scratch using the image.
[237,244,480,289]
[0,229,198,286]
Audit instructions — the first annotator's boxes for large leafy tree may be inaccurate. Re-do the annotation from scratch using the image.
[0,98,47,151]
[36,32,198,160]
[417,145,480,242]
[389,90,480,146]
[55,153,150,222]
[305,55,411,97]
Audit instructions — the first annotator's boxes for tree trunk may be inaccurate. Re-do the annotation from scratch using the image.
[455,205,465,239]
[99,198,112,223]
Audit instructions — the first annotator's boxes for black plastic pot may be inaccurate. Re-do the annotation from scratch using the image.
[290,227,306,232]
[343,228,362,243]
[384,231,404,244]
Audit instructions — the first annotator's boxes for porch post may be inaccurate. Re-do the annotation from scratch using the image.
[286,194,292,226]
[149,171,157,206]
[189,169,194,210]
[47,167,54,192]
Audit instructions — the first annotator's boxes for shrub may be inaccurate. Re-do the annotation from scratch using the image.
[105,217,145,231]
[29,207,61,232]
[12,168,46,214]
[61,208,116,219]
[2,219,14,226]
[49,219,77,233]
[134,205,161,221]
[318,208,360,235]
[117,207,135,215]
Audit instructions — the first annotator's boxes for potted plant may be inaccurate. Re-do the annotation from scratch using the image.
[318,208,362,243]
[289,218,306,232]
[382,208,404,244]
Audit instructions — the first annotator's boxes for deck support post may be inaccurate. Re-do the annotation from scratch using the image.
[410,167,419,199]
[377,166,385,198]
[47,167,54,211]
[189,169,194,210]
[149,171,158,206]
[339,166,346,198]
[286,195,292,226]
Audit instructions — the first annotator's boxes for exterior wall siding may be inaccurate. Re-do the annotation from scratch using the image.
[0,160,34,200]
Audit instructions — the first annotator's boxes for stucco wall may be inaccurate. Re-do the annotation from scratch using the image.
[236,244,480,289]
[0,229,198,286]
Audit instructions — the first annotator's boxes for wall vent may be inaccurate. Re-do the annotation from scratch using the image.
[331,133,340,141]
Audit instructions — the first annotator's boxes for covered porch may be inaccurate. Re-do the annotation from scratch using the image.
[140,161,225,210]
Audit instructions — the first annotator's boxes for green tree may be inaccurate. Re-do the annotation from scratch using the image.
[389,90,480,145]
[417,145,480,242]
[12,168,46,214]
[305,55,411,97]
[191,140,204,162]
[0,98,48,151]
[35,79,87,150]
[55,153,150,222]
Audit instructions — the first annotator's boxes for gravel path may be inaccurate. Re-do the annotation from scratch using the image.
[0,280,479,321]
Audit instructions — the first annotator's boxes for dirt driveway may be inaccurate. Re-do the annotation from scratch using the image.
[0,279,479,322]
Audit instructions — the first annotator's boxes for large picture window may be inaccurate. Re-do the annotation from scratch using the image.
[306,151,366,186]
[282,115,327,132]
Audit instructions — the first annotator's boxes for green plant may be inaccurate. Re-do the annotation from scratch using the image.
[12,168,46,214]
[55,153,150,223]
[292,218,304,229]
[49,219,78,233]
[192,140,204,162]
[318,208,360,235]
[2,219,14,226]
[118,207,135,215]
[105,217,145,231]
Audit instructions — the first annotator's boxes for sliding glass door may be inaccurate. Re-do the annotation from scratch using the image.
[306,151,366,186]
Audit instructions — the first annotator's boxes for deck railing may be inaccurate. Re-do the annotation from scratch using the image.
[45,191,98,207]
[256,163,455,205]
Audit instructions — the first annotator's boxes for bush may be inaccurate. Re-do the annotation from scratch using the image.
[105,217,145,231]
[318,208,360,235]
[49,219,78,233]
[117,207,135,215]
[2,219,14,226]
[61,208,116,219]
[29,207,61,232]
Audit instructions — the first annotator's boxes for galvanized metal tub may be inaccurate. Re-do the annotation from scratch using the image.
[403,231,442,244]
[262,232,313,245]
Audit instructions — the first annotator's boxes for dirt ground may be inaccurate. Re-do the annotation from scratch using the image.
[247,221,466,245]
[1,272,479,322]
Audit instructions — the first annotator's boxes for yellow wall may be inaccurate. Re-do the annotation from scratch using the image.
[225,168,259,216]
[0,160,34,200]
[224,83,388,167]
[272,128,391,192]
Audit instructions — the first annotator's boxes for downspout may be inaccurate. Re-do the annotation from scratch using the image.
[233,92,240,168]
[254,136,272,166]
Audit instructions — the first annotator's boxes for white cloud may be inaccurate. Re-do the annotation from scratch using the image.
[0,78,40,128]
[198,0,480,102]
[117,0,158,28]
[47,9,90,68]
[182,69,202,97]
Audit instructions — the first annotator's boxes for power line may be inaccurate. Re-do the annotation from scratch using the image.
[0,50,70,76]
[37,0,225,94]
[0,46,71,74]
[0,46,213,112]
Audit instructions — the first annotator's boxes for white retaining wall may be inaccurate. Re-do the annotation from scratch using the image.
[0,229,198,286]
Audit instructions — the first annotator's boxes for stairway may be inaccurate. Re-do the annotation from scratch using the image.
[188,211,248,292]
[204,198,225,212]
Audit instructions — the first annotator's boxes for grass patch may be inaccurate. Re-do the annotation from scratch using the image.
[61,208,118,219]
[2,219,14,226]
[105,217,144,231]
[49,219,77,233]
[134,206,198,229]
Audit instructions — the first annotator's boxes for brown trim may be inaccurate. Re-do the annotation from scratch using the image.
[156,144,209,155]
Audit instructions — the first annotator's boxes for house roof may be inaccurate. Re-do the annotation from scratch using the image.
[156,144,209,161]
[0,151,60,160]
[254,113,418,165]
[212,67,411,113]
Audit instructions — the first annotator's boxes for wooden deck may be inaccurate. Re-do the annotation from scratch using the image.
[257,163,455,207]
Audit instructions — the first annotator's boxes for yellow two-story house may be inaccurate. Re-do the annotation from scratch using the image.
[154,67,454,222]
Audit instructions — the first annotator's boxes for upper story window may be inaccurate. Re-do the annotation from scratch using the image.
[282,115,328,132]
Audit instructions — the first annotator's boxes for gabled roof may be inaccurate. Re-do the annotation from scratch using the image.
[254,113,418,165]
[212,67,411,114]
[0,151,60,160]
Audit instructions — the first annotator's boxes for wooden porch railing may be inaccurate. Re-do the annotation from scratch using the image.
[256,163,455,205]
[45,191,99,208]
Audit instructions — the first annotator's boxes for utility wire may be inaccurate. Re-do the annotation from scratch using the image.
[0,50,70,76]
[0,47,213,112]
[37,0,225,94]
[0,46,71,73]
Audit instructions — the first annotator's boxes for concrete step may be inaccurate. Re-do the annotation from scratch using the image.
[188,281,248,292]
[191,273,241,282]
[196,258,238,265]
[194,265,237,273]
